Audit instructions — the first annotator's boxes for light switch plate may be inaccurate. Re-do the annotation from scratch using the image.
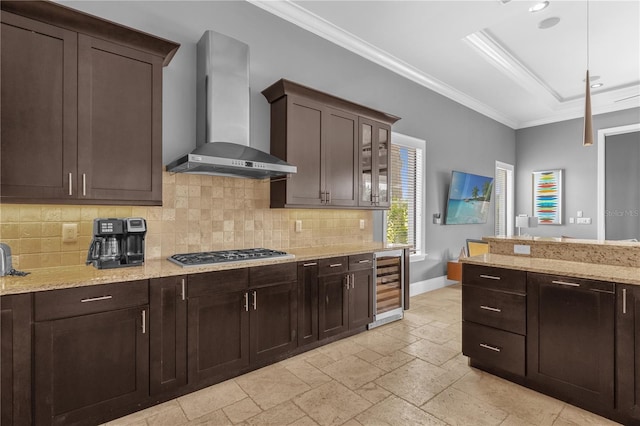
[577,217,592,225]
[359,219,365,230]
[295,220,302,233]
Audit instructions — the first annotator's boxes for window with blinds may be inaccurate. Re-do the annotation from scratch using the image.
[387,142,423,253]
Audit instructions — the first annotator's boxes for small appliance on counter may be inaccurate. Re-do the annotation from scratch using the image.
[86,218,147,269]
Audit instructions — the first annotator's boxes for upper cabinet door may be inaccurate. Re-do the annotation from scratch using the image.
[358,118,391,208]
[376,124,391,208]
[0,12,78,201]
[324,107,358,207]
[77,35,163,203]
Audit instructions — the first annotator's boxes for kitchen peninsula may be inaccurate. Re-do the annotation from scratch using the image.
[460,236,640,425]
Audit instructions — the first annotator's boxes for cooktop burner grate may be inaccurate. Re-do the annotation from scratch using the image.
[168,248,294,267]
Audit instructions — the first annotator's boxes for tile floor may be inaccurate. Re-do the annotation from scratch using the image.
[107,284,620,426]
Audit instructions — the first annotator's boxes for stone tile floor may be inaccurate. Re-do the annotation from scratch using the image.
[106,284,620,426]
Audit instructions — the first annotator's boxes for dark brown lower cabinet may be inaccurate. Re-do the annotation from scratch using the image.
[187,269,250,387]
[318,270,349,339]
[1,293,33,426]
[349,268,373,329]
[150,276,187,396]
[617,284,640,423]
[34,307,149,425]
[249,263,298,365]
[527,272,615,413]
[298,260,319,347]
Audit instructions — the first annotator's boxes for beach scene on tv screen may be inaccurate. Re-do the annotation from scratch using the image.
[445,171,494,224]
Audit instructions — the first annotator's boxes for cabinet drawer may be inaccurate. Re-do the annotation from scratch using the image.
[35,280,148,321]
[319,257,348,276]
[462,321,525,377]
[463,285,526,335]
[349,253,374,271]
[463,264,526,294]
[250,262,296,287]
[528,272,615,294]
[188,268,248,297]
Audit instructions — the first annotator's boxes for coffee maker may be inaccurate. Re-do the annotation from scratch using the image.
[86,217,147,269]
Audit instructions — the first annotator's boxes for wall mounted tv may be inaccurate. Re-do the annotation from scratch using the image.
[445,170,494,225]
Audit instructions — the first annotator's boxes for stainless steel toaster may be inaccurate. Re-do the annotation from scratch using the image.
[0,243,13,276]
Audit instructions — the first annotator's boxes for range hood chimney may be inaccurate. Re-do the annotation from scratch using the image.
[166,30,296,178]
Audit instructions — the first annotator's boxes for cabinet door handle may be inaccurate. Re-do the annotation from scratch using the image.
[81,295,113,303]
[345,274,350,290]
[303,262,318,267]
[327,191,331,204]
[351,273,355,289]
[181,278,186,301]
[552,280,580,287]
[68,172,73,195]
[623,288,627,314]
[480,305,501,313]
[82,173,87,196]
[142,310,146,334]
[329,263,343,268]
[320,191,325,203]
[244,292,249,312]
[252,290,257,310]
[480,274,501,280]
[480,343,501,352]
[358,259,372,264]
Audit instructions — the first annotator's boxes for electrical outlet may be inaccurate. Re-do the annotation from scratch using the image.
[62,223,78,243]
[295,220,302,233]
[569,217,575,224]
[359,219,365,230]
[514,244,531,255]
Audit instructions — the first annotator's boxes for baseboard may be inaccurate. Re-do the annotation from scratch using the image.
[410,276,458,297]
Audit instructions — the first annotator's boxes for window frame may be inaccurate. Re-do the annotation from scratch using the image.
[495,161,515,237]
[383,132,426,262]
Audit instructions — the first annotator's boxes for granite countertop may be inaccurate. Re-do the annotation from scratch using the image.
[461,253,640,286]
[0,243,409,295]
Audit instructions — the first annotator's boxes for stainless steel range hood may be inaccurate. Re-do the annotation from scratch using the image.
[166,30,296,179]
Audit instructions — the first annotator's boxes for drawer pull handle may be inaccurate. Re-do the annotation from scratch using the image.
[329,263,343,268]
[303,262,318,267]
[480,305,501,313]
[358,259,372,264]
[590,288,614,294]
[480,274,501,280]
[480,343,501,352]
[81,295,113,303]
[552,280,580,287]
[623,288,627,314]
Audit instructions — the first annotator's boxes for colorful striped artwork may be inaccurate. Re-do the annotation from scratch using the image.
[532,170,563,225]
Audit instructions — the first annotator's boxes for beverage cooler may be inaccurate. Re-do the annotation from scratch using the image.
[369,249,405,328]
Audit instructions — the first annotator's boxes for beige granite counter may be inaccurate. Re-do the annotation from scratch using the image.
[461,253,640,286]
[0,243,409,295]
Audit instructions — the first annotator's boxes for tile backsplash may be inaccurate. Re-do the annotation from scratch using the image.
[0,172,373,269]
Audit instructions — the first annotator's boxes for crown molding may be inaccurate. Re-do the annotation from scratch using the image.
[248,0,518,129]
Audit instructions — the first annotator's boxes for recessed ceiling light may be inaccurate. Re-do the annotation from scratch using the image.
[591,83,603,88]
[538,17,560,29]
[529,1,550,13]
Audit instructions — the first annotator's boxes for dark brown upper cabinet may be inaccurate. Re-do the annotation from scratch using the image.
[0,1,179,205]
[262,79,400,210]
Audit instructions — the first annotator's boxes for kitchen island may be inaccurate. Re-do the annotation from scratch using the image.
[460,236,640,425]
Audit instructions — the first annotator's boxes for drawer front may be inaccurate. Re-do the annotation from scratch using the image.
[318,257,348,276]
[528,272,615,294]
[249,262,297,287]
[463,285,526,335]
[349,253,374,271]
[462,321,525,377]
[463,264,526,294]
[188,268,248,297]
[35,280,148,321]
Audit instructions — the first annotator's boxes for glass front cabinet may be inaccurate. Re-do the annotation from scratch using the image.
[358,117,391,208]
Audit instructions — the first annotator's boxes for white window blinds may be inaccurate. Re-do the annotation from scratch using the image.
[388,143,422,253]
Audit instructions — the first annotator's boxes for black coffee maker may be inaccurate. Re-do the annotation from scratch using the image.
[86,217,147,269]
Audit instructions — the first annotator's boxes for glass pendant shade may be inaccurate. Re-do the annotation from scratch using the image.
[583,70,594,146]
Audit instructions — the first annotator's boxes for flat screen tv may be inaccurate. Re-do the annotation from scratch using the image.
[445,170,494,225]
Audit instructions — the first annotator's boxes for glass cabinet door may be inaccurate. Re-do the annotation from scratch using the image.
[377,126,390,207]
[360,122,373,204]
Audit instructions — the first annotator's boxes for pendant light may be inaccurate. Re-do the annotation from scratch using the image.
[583,1,594,146]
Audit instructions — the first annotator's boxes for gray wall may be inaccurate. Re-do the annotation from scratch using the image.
[606,131,640,240]
[515,108,640,239]
[62,0,516,283]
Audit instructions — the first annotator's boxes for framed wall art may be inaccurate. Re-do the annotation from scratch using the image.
[532,169,563,225]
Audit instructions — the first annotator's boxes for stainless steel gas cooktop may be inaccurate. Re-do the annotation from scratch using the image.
[168,248,294,267]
